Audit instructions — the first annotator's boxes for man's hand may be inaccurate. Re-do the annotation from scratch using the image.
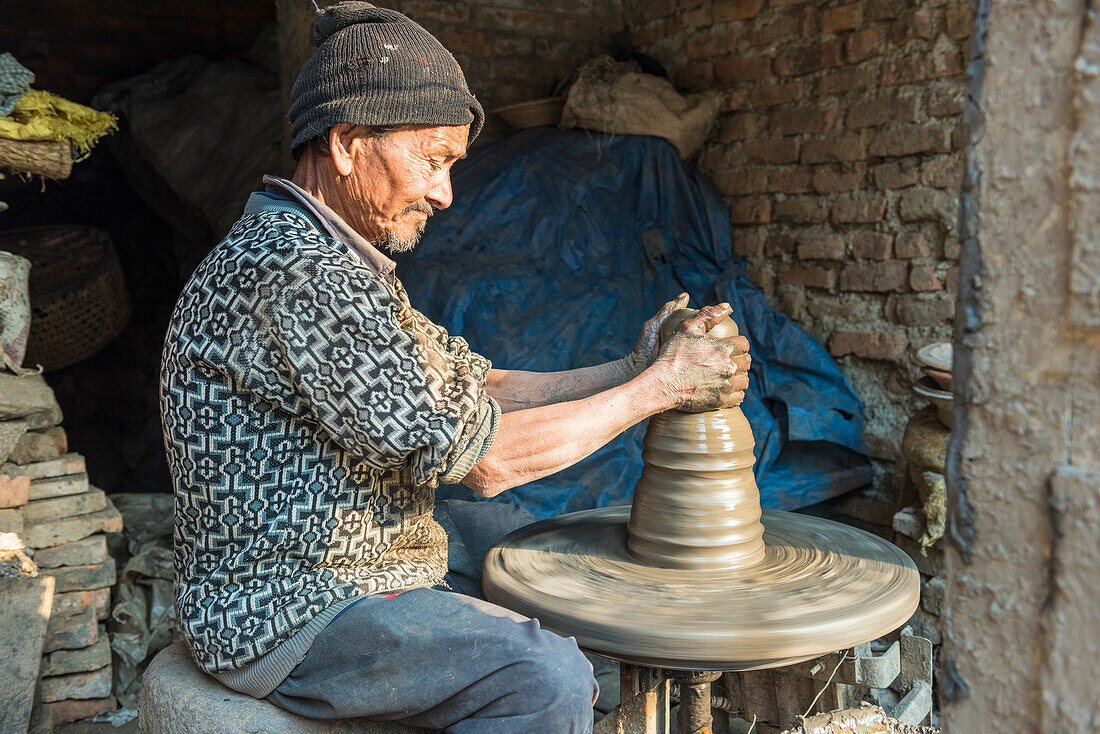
[625,293,691,377]
[648,303,752,412]
[464,302,752,497]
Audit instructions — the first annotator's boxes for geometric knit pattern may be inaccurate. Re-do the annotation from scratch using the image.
[161,208,495,673]
[0,52,33,116]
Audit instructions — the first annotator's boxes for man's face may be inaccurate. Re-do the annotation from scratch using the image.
[339,123,469,252]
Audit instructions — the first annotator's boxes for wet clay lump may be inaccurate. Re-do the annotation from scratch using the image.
[483,311,919,670]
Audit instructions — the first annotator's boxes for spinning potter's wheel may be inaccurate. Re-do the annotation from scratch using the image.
[483,311,919,671]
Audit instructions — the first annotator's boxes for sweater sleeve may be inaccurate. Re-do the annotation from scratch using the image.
[246,250,497,487]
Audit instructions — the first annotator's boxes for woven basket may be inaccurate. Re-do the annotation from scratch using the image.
[0,225,131,371]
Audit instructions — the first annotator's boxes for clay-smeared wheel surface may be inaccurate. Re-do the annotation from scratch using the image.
[483,507,920,670]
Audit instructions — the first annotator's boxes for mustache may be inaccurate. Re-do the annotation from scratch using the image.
[401,201,434,218]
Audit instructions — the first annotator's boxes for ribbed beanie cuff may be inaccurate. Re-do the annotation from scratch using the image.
[289,2,484,156]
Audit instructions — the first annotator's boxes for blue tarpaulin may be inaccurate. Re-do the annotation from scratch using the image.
[396,129,871,519]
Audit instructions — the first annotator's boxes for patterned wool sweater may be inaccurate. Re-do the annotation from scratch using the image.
[161,187,499,675]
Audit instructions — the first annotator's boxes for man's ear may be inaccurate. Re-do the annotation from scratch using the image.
[328,124,360,177]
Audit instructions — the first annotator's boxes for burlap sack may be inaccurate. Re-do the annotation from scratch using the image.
[560,56,722,159]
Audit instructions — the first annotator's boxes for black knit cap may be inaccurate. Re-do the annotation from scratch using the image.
[288,2,484,157]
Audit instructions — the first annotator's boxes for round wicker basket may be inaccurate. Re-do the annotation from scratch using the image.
[0,225,131,371]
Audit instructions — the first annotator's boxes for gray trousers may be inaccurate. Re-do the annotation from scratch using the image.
[266,500,599,733]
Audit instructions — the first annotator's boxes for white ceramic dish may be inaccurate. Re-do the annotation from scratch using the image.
[914,376,953,430]
[916,342,952,372]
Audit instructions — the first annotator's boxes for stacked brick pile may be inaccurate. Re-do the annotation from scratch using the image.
[0,372,123,728]
[624,0,971,491]
[892,505,944,650]
[886,402,949,670]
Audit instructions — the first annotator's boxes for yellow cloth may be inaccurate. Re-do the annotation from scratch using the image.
[0,90,117,161]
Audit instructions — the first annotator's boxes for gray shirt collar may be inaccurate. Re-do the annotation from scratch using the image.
[261,174,397,282]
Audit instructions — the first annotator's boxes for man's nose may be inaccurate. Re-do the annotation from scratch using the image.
[426,170,453,210]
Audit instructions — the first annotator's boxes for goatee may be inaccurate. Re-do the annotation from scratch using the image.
[381,202,433,253]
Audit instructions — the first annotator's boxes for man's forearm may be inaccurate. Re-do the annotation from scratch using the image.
[462,370,672,497]
[484,359,639,412]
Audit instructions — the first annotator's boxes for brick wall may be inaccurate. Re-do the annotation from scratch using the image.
[277,0,624,150]
[0,0,276,104]
[625,0,970,489]
[1,0,621,152]
[389,0,623,140]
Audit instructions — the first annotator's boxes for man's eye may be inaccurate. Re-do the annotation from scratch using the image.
[429,160,443,172]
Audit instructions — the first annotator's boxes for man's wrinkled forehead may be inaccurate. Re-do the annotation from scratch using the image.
[417,124,470,159]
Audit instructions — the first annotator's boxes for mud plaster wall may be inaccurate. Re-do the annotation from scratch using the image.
[623,0,972,501]
[940,0,1100,732]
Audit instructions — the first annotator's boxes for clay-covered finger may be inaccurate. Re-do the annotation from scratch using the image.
[668,292,690,312]
[676,303,732,335]
[715,338,737,356]
[674,309,712,335]
[651,293,690,330]
[726,335,750,355]
[698,303,733,334]
[654,293,688,321]
[714,340,744,366]
[732,354,752,374]
[733,373,750,392]
[722,390,745,408]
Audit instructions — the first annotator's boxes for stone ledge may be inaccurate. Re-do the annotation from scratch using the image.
[139,643,428,734]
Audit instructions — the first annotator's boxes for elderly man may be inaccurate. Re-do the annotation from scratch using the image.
[161,3,751,732]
